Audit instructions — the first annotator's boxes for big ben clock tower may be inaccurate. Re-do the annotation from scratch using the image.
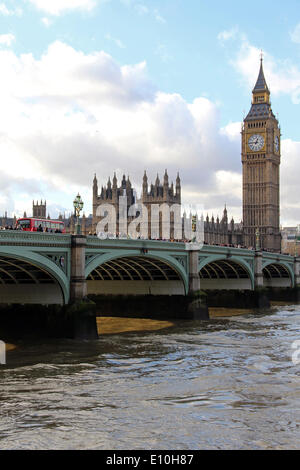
[242,57,281,252]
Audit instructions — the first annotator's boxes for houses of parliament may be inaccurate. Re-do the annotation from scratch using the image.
[0,59,282,252]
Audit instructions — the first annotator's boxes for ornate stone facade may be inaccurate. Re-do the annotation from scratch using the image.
[92,173,136,235]
[203,207,244,247]
[242,58,281,252]
[92,170,181,238]
[32,200,47,219]
[1,59,284,251]
[91,171,243,244]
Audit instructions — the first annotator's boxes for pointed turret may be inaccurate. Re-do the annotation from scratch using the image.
[126,175,131,189]
[222,204,228,224]
[163,169,169,188]
[170,182,174,197]
[163,169,169,199]
[143,170,148,197]
[107,177,112,200]
[175,172,181,200]
[113,172,117,189]
[245,55,275,121]
[112,172,117,202]
[93,173,98,199]
[253,56,270,94]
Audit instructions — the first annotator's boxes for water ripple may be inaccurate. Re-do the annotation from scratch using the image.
[1,306,300,449]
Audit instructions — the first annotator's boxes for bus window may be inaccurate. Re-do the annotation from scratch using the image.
[18,220,31,229]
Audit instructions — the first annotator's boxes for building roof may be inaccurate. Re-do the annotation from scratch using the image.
[245,59,276,121]
[253,59,270,93]
[245,102,275,121]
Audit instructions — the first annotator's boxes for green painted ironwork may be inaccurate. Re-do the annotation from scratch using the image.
[0,231,297,304]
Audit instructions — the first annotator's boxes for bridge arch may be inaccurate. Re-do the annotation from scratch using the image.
[262,260,294,288]
[199,255,254,290]
[0,249,69,304]
[85,251,188,295]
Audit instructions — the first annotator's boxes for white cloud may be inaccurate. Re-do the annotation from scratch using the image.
[0,2,22,16]
[0,40,244,219]
[105,33,126,49]
[0,2,10,15]
[27,0,97,15]
[280,139,300,224]
[220,121,241,142]
[0,40,299,225]
[222,33,300,104]
[290,22,300,44]
[154,8,166,24]
[121,1,165,24]
[217,27,239,44]
[134,3,148,15]
[0,34,15,46]
[155,44,172,63]
[41,16,52,27]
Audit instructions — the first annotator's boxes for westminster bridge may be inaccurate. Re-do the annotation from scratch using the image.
[0,230,299,305]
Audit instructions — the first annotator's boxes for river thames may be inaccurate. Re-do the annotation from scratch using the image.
[0,305,299,450]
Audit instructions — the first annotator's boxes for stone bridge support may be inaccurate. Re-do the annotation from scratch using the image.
[70,235,87,302]
[69,235,98,339]
[186,243,208,319]
[254,250,264,288]
[294,257,300,287]
[187,243,201,293]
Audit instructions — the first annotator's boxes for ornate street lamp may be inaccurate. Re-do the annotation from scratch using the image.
[255,227,260,251]
[73,193,84,234]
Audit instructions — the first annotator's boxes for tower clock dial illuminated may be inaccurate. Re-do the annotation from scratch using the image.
[248,134,265,151]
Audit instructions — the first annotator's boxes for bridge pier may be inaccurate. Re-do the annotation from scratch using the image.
[69,235,98,339]
[253,250,270,307]
[294,257,300,286]
[70,235,87,302]
[186,244,209,319]
[187,243,201,294]
[254,250,264,288]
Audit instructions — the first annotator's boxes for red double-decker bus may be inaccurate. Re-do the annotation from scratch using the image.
[16,218,65,233]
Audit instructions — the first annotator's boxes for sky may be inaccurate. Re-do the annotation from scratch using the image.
[0,0,299,225]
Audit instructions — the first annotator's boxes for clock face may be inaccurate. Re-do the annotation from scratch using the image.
[274,135,279,152]
[248,134,265,151]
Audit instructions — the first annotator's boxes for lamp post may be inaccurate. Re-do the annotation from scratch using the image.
[73,193,84,235]
[255,227,260,251]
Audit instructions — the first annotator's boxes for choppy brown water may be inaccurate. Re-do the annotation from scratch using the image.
[0,305,300,450]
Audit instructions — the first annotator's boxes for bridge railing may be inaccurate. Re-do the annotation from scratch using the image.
[0,230,71,245]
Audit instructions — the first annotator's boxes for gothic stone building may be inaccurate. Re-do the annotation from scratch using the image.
[92,170,243,244]
[242,58,281,252]
[203,208,243,247]
[92,173,136,236]
[92,170,180,239]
